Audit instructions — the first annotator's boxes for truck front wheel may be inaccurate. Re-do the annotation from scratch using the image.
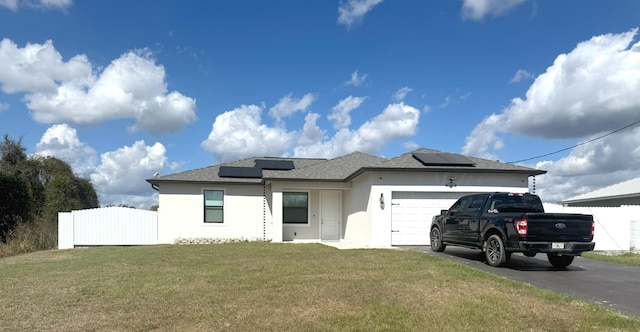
[430,227,446,252]
[547,254,574,268]
[485,234,509,267]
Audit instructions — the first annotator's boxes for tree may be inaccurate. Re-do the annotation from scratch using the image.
[0,134,99,244]
[0,173,30,241]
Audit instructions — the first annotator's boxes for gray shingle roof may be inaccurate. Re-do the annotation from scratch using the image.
[146,148,545,185]
[559,177,640,204]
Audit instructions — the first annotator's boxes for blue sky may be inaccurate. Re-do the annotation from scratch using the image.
[1,0,639,207]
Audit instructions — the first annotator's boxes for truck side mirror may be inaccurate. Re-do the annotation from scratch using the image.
[441,209,448,216]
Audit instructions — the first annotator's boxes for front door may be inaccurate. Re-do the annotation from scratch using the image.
[320,191,341,241]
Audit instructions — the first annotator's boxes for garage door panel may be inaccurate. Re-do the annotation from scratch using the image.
[391,192,470,246]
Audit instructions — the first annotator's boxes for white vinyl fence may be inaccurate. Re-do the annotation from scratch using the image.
[58,207,158,249]
[544,204,640,252]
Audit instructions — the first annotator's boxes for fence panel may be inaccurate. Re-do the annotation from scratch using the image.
[58,207,157,249]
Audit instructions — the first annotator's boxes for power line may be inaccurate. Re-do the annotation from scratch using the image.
[507,119,640,164]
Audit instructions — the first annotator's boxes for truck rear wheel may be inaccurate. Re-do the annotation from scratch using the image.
[547,254,574,268]
[430,227,446,252]
[485,234,509,267]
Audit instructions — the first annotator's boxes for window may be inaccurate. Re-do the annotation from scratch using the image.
[204,190,224,223]
[283,192,308,224]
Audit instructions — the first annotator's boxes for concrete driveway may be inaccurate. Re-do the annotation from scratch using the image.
[405,246,640,318]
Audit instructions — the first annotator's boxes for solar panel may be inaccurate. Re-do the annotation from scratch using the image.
[218,166,263,178]
[255,159,295,170]
[413,153,475,167]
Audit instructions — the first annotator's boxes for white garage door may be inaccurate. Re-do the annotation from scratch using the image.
[391,192,470,246]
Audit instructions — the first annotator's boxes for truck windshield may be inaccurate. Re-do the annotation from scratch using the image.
[488,195,544,213]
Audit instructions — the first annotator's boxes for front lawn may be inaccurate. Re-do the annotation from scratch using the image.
[1,243,638,331]
[583,251,640,267]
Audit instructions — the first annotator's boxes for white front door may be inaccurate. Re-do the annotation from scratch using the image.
[320,191,341,241]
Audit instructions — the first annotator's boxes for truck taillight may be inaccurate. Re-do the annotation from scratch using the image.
[591,219,595,237]
[515,219,528,236]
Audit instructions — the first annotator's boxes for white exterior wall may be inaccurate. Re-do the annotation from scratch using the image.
[367,172,530,247]
[158,182,266,243]
[342,174,374,246]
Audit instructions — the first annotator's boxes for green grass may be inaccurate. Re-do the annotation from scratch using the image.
[1,243,639,331]
[583,251,640,267]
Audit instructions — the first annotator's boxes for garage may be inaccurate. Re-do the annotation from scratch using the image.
[390,192,470,245]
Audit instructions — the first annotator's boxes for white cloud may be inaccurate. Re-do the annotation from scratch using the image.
[461,0,526,21]
[293,102,420,158]
[34,124,165,208]
[345,70,368,87]
[464,29,640,158]
[0,101,8,112]
[0,38,197,135]
[509,69,534,83]
[531,126,640,202]
[90,141,167,204]
[337,0,383,28]
[202,99,420,161]
[403,141,419,150]
[0,0,71,11]
[268,93,315,125]
[392,86,412,102]
[35,124,97,177]
[201,104,294,162]
[328,95,366,130]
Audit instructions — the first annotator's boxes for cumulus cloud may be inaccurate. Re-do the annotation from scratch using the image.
[0,0,72,11]
[461,0,526,21]
[464,28,640,158]
[0,38,197,135]
[201,104,294,162]
[0,101,8,112]
[462,29,640,202]
[337,0,383,28]
[293,102,420,158]
[202,98,420,162]
[34,124,166,207]
[268,93,315,125]
[91,141,167,199]
[392,86,412,102]
[345,70,368,87]
[531,126,640,202]
[35,124,97,177]
[509,69,534,83]
[328,95,366,130]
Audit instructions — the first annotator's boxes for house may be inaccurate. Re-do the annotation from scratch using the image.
[146,148,545,247]
[559,177,640,207]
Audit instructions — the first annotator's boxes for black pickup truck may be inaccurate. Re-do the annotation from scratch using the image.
[430,192,595,268]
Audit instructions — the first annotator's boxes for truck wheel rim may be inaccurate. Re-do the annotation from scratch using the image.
[431,229,439,247]
[487,239,500,262]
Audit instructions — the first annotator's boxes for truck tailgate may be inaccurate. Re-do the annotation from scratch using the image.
[523,213,593,242]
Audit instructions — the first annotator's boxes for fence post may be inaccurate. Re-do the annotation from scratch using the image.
[58,212,74,249]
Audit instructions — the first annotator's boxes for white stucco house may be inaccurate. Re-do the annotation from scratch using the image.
[146,148,546,247]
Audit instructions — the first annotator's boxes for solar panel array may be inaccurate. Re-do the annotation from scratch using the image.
[412,153,475,167]
[218,159,296,178]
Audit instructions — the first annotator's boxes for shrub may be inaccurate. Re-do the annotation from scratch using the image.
[0,219,57,258]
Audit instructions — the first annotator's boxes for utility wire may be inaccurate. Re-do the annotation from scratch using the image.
[507,119,640,164]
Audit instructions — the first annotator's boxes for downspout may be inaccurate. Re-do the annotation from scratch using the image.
[262,182,266,241]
